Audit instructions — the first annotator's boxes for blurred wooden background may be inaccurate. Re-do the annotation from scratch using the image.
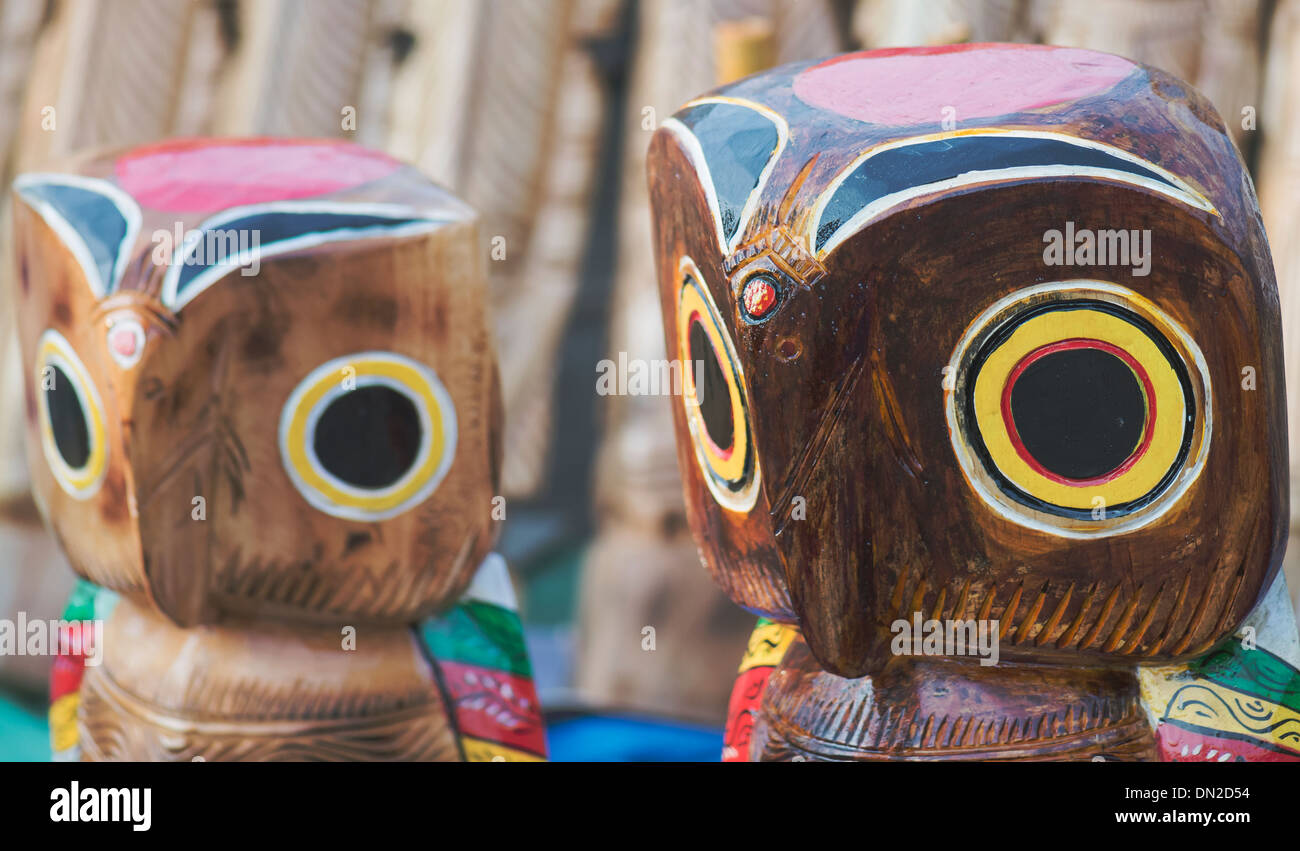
[0,0,1296,725]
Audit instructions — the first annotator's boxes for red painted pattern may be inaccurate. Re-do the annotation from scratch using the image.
[742,276,777,319]
[794,44,1135,127]
[115,138,402,213]
[687,311,736,460]
[439,660,547,757]
[49,621,94,702]
[722,666,774,762]
[1157,724,1300,763]
[1000,338,1156,487]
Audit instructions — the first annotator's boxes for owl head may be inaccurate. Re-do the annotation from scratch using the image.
[648,44,1286,678]
[12,138,501,627]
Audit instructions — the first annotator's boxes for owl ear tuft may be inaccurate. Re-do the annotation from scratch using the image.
[13,174,141,300]
[659,98,788,255]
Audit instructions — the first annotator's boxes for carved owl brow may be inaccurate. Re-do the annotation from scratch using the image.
[811,130,1216,257]
[661,97,789,254]
[160,201,449,312]
[13,174,142,300]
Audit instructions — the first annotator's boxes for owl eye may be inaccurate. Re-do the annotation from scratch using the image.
[1003,339,1152,484]
[676,259,760,513]
[740,274,780,322]
[36,330,108,499]
[279,351,457,522]
[948,283,1209,536]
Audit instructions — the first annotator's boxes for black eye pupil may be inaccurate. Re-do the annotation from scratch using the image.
[1009,347,1146,481]
[45,365,90,469]
[313,386,422,489]
[689,319,734,452]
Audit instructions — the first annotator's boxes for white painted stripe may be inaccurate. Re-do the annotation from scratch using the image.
[462,552,519,611]
[14,173,142,299]
[811,129,1217,259]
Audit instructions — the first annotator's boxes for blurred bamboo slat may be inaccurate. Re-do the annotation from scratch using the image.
[389,0,619,498]
[1035,0,1262,149]
[1,0,611,508]
[0,0,46,506]
[0,0,618,694]
[714,17,777,84]
[1260,0,1300,615]
[853,0,1033,47]
[14,0,218,171]
[576,0,842,720]
[211,0,376,138]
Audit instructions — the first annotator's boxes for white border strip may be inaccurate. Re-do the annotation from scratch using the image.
[812,130,1218,259]
[278,350,458,523]
[14,174,142,299]
[944,280,1212,539]
[659,96,789,256]
[36,328,108,500]
[678,255,761,514]
[162,201,447,312]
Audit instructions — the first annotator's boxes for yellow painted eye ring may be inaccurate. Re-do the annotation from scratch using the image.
[36,329,107,499]
[971,307,1188,510]
[946,281,1211,538]
[278,351,456,522]
[676,256,760,513]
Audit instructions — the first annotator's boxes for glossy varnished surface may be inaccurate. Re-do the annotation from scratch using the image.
[650,44,1288,760]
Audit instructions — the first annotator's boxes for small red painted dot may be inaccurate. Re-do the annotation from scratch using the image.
[742,276,777,318]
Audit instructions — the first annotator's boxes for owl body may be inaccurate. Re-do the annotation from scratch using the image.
[14,138,545,761]
[648,44,1300,760]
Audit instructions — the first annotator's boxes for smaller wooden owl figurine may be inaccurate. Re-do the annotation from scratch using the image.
[12,138,545,761]
[648,44,1300,761]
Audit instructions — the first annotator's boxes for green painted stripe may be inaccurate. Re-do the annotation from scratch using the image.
[60,580,99,622]
[59,579,119,624]
[1191,642,1300,714]
[419,600,532,678]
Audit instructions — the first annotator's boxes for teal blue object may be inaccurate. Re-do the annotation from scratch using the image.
[0,691,48,761]
[546,713,723,762]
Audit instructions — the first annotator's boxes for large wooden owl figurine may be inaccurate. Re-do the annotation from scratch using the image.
[648,44,1300,761]
[11,138,546,761]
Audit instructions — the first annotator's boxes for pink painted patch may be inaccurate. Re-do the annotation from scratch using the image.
[1156,724,1300,763]
[794,44,1135,127]
[109,327,138,358]
[115,138,403,213]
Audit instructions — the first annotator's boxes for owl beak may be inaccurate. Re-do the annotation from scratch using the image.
[767,391,888,679]
[772,489,885,679]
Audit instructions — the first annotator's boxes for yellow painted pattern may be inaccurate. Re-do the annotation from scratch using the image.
[738,621,798,673]
[49,693,79,753]
[1140,666,1300,752]
[283,356,448,513]
[461,736,546,762]
[37,332,107,495]
[678,274,749,483]
[973,309,1185,508]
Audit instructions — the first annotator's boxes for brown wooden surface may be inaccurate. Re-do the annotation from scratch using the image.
[754,632,1157,761]
[649,44,1286,757]
[11,139,502,759]
[576,0,842,719]
[79,596,459,761]
[13,145,499,628]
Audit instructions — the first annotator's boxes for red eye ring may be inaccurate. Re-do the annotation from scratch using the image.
[999,338,1157,487]
[741,274,778,319]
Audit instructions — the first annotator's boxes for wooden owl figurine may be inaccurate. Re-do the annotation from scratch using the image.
[648,44,1300,761]
[12,138,546,761]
